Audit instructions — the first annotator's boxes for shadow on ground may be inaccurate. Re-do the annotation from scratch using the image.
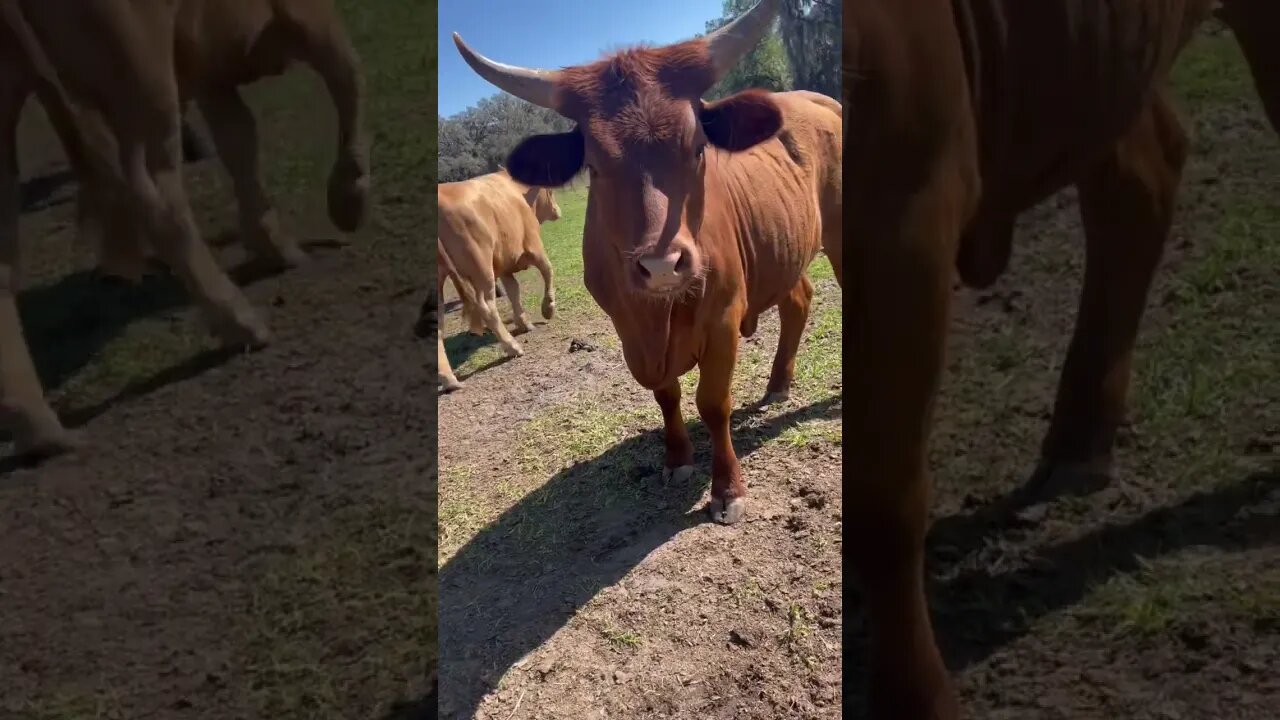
[438,396,842,719]
[841,466,1280,710]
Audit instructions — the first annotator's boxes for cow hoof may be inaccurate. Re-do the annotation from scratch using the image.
[709,496,746,525]
[272,245,310,269]
[761,390,790,405]
[210,309,271,350]
[662,464,695,483]
[542,298,556,320]
[501,341,524,358]
[440,378,464,393]
[513,323,533,336]
[1028,457,1114,501]
[14,427,83,461]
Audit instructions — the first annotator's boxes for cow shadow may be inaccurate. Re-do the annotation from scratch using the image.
[19,169,75,213]
[840,466,1280,713]
[437,396,842,720]
[0,239,307,460]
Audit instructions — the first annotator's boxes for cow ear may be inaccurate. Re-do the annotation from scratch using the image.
[700,90,782,152]
[506,129,585,187]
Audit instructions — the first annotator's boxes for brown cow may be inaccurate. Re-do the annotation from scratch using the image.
[1,0,272,458]
[66,0,370,274]
[436,169,560,370]
[453,0,842,523]
[846,1,1280,718]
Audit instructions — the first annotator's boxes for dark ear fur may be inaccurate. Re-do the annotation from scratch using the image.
[699,90,783,152]
[506,129,585,187]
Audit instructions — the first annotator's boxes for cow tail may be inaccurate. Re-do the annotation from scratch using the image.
[1217,0,1280,136]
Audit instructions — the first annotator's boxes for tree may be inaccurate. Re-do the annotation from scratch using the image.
[437,95,572,182]
[777,0,841,99]
[703,0,792,99]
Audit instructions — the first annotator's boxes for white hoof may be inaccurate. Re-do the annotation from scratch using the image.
[709,496,746,525]
[662,465,695,483]
[501,341,524,358]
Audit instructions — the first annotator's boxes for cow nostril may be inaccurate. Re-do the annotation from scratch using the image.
[636,260,652,279]
[674,250,690,273]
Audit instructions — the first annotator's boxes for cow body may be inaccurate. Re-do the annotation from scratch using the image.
[436,170,559,383]
[585,89,840,391]
[452,0,841,524]
[68,0,370,275]
[846,1,1280,717]
[0,0,272,458]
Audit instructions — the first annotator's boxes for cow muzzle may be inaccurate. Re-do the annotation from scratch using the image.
[631,240,700,295]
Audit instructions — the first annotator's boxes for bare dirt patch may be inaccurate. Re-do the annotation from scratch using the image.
[436,184,844,719]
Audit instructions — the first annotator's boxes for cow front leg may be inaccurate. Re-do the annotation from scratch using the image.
[696,326,745,524]
[0,72,77,458]
[763,274,814,404]
[499,273,532,334]
[197,87,308,269]
[849,194,961,719]
[654,380,694,483]
[1041,91,1187,489]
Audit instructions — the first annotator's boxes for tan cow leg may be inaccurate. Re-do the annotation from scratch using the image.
[1040,91,1187,485]
[438,333,462,392]
[653,380,694,483]
[476,286,523,358]
[763,274,814,404]
[122,117,269,349]
[697,324,745,524]
[499,273,532,334]
[529,247,556,320]
[0,70,76,457]
[289,4,369,233]
[198,87,308,268]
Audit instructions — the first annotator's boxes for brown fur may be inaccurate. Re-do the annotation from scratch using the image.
[436,170,560,388]
[845,1,1280,718]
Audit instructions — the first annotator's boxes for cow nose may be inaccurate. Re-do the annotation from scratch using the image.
[636,249,688,281]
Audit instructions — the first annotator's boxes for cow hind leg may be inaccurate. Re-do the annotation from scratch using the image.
[197,87,308,269]
[696,324,746,524]
[474,281,523,358]
[1039,91,1187,490]
[125,111,269,349]
[499,273,532,334]
[654,380,694,483]
[529,249,556,319]
[0,70,76,457]
[763,274,814,404]
[438,333,463,392]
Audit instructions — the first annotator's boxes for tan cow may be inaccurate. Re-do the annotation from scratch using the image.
[846,1,1280,718]
[0,0,270,458]
[453,0,841,523]
[68,0,370,275]
[436,169,560,370]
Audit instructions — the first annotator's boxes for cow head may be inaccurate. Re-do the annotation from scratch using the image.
[454,0,782,296]
[524,186,561,224]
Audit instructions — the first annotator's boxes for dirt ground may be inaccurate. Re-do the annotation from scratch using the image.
[437,23,1276,720]
[0,3,436,720]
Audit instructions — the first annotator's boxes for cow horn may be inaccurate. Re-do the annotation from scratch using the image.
[704,0,781,81]
[452,32,560,110]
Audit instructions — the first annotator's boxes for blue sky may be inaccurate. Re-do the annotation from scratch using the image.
[439,0,726,117]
